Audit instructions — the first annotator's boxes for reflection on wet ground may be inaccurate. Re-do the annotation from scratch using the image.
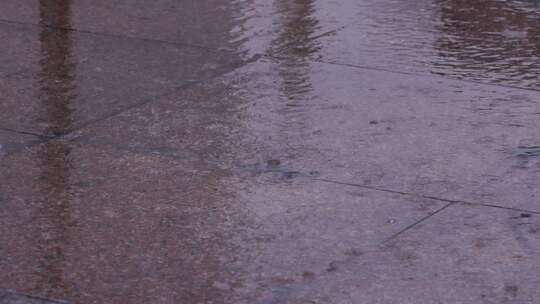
[1,0,540,303]
[434,0,540,87]
[35,0,75,299]
[310,0,540,89]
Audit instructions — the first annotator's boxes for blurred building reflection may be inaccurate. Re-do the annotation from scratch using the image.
[35,0,76,299]
[433,0,540,88]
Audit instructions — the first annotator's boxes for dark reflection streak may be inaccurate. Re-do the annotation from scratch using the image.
[35,0,76,299]
[273,0,321,102]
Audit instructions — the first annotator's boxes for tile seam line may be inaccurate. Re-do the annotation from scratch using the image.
[69,54,261,133]
[1,4,363,58]
[289,204,457,296]
[63,137,536,219]
[0,18,233,53]
[314,178,540,215]
[1,55,261,158]
[249,204,458,300]
[0,290,68,304]
[379,202,456,245]
[0,126,52,139]
[311,58,540,94]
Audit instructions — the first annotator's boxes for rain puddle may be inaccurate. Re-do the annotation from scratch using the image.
[238,159,319,179]
[515,146,540,157]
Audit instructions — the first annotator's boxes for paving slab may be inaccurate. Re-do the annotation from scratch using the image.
[0,20,242,136]
[244,59,540,212]
[79,57,540,211]
[0,139,250,304]
[265,203,540,304]
[233,181,450,304]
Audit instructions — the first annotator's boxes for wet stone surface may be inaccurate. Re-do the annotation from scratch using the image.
[1,0,540,303]
[300,0,540,90]
[275,204,540,304]
[0,0,365,58]
[0,19,243,136]
[0,139,448,304]
[0,130,43,158]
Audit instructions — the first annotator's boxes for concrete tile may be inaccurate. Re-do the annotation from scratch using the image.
[271,204,540,304]
[235,181,448,298]
[250,59,540,211]
[75,57,540,211]
[75,71,255,169]
[0,21,243,136]
[0,139,252,304]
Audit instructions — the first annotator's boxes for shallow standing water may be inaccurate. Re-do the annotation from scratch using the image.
[0,0,540,303]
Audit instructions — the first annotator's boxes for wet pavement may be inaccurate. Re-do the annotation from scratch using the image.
[0,0,539,303]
